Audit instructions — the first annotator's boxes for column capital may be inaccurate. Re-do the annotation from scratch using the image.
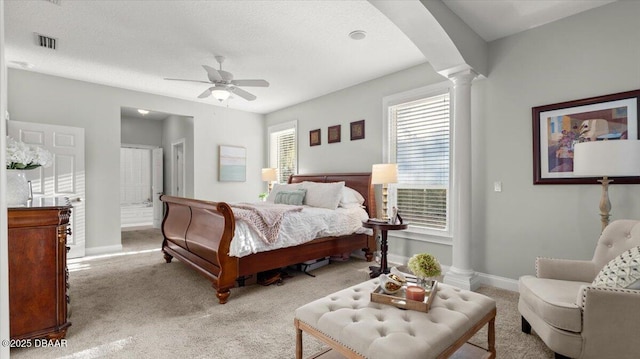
[448,69,477,86]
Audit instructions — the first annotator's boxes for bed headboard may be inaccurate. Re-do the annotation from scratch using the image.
[288,172,375,217]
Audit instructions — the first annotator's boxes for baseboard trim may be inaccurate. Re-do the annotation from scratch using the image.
[387,253,518,292]
[85,244,123,256]
[476,271,519,292]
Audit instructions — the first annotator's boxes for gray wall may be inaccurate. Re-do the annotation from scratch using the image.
[265,63,444,172]
[195,107,265,203]
[121,116,163,147]
[474,1,640,278]
[265,63,453,263]
[8,69,264,253]
[266,1,640,281]
[162,114,194,198]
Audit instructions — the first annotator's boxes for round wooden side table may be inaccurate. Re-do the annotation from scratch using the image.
[362,221,408,278]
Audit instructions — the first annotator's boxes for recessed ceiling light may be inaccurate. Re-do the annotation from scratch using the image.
[349,30,367,40]
[137,109,149,115]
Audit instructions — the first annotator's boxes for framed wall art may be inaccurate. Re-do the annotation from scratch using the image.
[219,145,246,182]
[532,89,640,184]
[350,120,365,140]
[310,129,321,146]
[328,125,341,143]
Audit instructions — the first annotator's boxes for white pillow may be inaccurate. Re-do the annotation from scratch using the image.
[339,202,364,209]
[266,183,302,203]
[300,181,345,210]
[340,186,365,207]
[592,246,640,290]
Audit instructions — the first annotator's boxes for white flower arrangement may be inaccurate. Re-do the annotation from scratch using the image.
[6,136,53,170]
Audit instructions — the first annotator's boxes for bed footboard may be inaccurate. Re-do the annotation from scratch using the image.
[160,195,238,304]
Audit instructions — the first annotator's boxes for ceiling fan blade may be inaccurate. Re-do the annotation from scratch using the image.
[230,79,269,87]
[197,87,214,99]
[228,86,257,101]
[164,78,211,84]
[202,65,223,82]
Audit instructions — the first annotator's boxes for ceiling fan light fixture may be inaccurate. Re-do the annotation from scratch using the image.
[211,89,230,102]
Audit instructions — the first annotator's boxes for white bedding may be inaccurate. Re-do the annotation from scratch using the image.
[229,204,372,258]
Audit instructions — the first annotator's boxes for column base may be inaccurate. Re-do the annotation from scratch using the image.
[444,267,481,291]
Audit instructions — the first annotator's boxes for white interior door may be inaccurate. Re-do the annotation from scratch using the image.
[8,120,86,258]
[152,147,163,228]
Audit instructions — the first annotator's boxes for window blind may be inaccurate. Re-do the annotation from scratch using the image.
[275,128,296,183]
[390,93,450,230]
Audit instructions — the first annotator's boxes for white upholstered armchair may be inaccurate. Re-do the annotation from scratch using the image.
[518,219,640,359]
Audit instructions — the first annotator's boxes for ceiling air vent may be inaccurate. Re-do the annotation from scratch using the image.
[35,33,57,50]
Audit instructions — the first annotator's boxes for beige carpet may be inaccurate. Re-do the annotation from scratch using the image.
[11,229,554,358]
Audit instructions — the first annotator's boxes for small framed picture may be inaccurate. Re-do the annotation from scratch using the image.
[310,129,321,146]
[328,125,341,143]
[350,120,365,140]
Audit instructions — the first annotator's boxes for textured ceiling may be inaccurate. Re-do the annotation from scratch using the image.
[5,0,425,114]
[442,0,616,42]
[5,1,616,116]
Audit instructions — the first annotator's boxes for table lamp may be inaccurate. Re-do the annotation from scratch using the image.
[573,140,640,232]
[261,168,278,193]
[371,163,398,220]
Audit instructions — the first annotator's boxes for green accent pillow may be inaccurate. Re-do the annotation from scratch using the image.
[274,189,307,206]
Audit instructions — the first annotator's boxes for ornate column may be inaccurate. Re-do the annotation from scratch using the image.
[444,69,481,291]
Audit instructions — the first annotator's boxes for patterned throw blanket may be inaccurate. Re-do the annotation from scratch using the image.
[231,203,303,244]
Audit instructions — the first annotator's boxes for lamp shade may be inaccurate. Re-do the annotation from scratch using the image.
[261,168,278,181]
[573,140,640,177]
[371,163,398,184]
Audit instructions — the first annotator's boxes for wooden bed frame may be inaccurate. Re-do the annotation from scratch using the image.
[160,173,377,304]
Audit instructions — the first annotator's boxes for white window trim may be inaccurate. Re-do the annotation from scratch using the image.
[382,81,453,244]
[267,120,298,183]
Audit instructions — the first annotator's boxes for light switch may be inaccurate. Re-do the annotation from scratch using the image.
[494,181,502,192]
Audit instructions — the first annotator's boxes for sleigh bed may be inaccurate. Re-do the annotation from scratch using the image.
[160,173,376,304]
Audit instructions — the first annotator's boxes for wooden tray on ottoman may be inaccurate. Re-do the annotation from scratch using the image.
[370,281,438,312]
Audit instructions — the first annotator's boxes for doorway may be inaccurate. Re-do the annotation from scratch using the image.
[120,107,193,231]
[120,146,157,229]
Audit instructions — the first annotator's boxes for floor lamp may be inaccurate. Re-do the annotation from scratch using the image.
[573,140,640,232]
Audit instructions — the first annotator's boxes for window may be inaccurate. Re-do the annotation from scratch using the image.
[387,89,451,234]
[268,121,297,184]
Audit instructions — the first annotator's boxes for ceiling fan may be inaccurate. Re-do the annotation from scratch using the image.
[164,56,269,102]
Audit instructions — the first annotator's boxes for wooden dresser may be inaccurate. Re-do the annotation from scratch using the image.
[8,198,72,340]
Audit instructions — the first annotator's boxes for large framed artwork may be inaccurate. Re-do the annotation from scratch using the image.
[533,89,640,184]
[219,145,246,182]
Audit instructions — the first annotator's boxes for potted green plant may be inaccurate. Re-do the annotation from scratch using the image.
[407,253,441,289]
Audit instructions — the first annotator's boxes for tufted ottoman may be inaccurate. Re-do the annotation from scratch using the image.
[294,279,496,359]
